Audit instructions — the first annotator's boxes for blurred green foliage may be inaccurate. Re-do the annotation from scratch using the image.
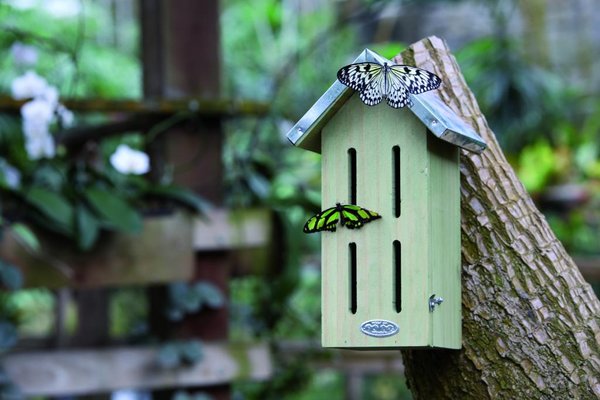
[457,37,577,152]
[156,339,204,369]
[0,3,206,253]
[457,29,600,258]
[110,287,148,339]
[0,2,140,98]
[166,281,225,321]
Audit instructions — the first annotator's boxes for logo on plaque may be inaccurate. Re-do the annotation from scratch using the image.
[360,319,399,338]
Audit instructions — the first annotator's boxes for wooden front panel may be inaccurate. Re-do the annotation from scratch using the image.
[321,95,430,348]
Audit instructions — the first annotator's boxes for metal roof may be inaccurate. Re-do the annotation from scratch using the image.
[286,48,487,154]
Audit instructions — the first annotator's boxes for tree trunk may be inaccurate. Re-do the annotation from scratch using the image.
[394,36,600,399]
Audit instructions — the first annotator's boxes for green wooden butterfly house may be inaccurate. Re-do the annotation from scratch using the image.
[287,49,486,349]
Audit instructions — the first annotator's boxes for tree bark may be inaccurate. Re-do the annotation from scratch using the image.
[394,36,600,399]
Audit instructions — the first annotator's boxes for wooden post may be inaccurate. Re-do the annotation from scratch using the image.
[141,1,231,399]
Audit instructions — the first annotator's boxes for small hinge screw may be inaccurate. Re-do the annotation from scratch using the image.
[429,294,444,312]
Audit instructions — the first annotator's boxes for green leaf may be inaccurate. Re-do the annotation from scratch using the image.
[0,321,17,350]
[32,165,64,191]
[11,223,40,252]
[84,187,142,234]
[0,383,22,400]
[195,282,224,309]
[370,42,406,60]
[24,187,74,234]
[146,186,211,215]
[178,340,203,365]
[247,174,270,199]
[75,204,100,250]
[156,343,181,369]
[0,261,23,290]
[169,282,202,314]
[172,391,192,400]
[192,393,213,400]
[517,141,556,192]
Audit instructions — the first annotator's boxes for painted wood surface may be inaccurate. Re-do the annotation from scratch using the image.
[427,135,461,349]
[322,94,431,348]
[2,343,271,396]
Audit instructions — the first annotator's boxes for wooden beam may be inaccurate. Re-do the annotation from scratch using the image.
[57,114,164,149]
[0,213,194,289]
[2,342,272,396]
[0,95,271,117]
[193,209,271,251]
[193,208,274,277]
[0,207,274,289]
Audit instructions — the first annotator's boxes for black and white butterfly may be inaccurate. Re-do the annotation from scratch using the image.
[337,61,441,108]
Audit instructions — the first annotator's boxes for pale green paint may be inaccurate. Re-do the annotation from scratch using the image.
[321,94,461,349]
[428,134,461,349]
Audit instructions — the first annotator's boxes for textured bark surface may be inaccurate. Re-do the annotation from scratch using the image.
[395,36,600,399]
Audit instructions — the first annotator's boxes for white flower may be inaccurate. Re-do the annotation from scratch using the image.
[23,118,50,139]
[23,121,55,160]
[11,42,38,67]
[0,159,21,189]
[24,131,55,160]
[11,71,48,100]
[21,98,54,126]
[56,104,74,127]
[110,145,150,175]
[40,85,59,107]
[20,99,57,160]
[13,73,63,161]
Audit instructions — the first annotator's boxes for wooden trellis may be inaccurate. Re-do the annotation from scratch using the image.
[0,2,274,399]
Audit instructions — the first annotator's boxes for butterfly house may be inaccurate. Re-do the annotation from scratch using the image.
[287,49,486,349]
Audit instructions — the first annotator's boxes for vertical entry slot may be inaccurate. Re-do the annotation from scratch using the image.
[393,146,401,217]
[348,148,357,205]
[393,240,402,313]
[349,242,357,314]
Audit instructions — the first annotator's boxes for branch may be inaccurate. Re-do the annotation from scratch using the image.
[56,115,164,148]
[0,96,273,117]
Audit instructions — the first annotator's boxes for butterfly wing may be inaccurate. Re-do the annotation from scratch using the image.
[337,62,383,92]
[359,70,385,106]
[386,74,411,108]
[389,65,441,95]
[340,204,381,229]
[303,206,340,233]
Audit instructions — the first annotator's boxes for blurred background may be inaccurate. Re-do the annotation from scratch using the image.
[0,0,599,399]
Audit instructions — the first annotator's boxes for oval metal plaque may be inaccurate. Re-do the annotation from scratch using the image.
[360,319,399,338]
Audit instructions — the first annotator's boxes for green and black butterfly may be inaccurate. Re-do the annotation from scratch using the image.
[303,203,381,233]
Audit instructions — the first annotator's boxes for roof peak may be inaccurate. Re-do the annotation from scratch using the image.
[286,48,486,154]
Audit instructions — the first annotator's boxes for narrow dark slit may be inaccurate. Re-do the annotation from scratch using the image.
[393,240,402,313]
[349,242,357,314]
[348,148,357,205]
[393,146,401,217]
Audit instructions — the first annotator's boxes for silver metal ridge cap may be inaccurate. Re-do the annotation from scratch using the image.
[286,48,487,154]
[410,91,487,153]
